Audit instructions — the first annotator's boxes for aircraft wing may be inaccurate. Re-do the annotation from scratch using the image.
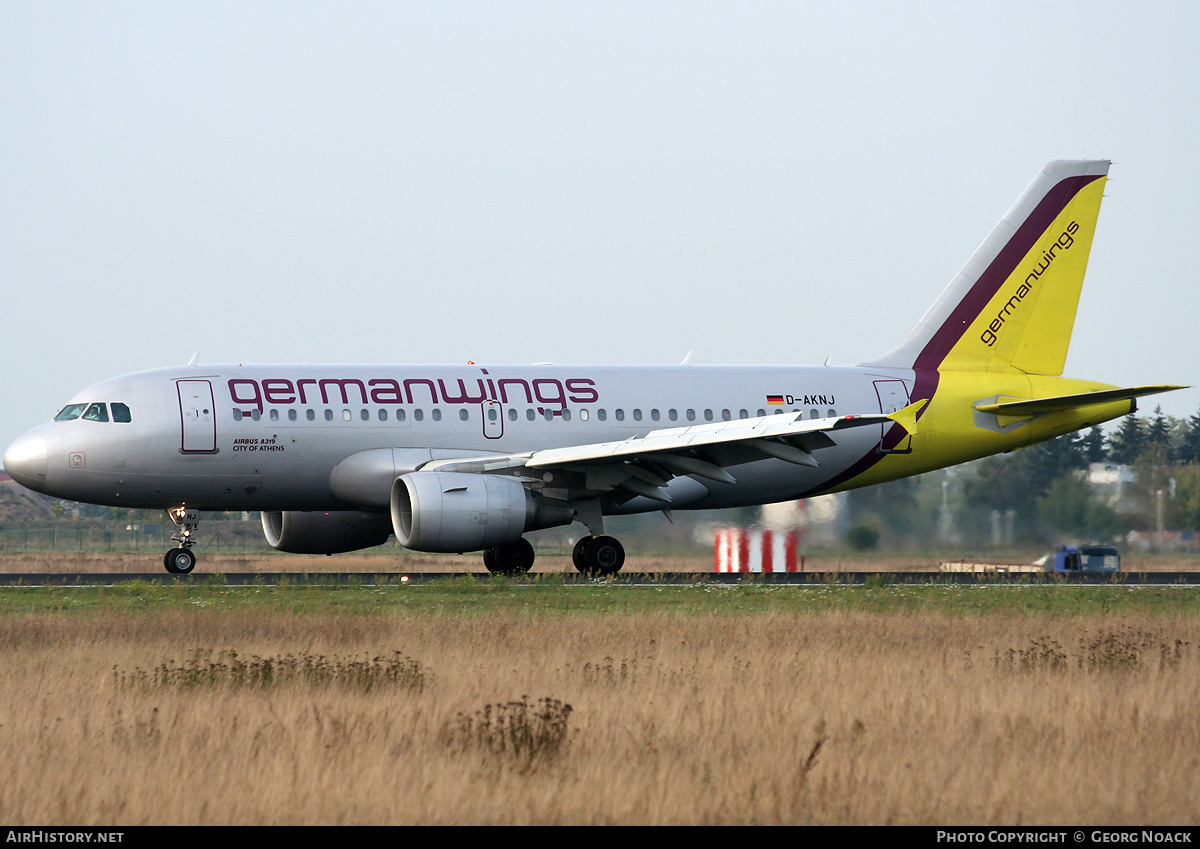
[422,400,928,503]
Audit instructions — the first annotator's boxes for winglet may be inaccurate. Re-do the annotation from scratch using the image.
[887,399,930,435]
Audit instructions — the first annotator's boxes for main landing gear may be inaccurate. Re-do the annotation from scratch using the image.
[479,535,627,576]
[482,538,536,574]
[163,507,200,574]
[572,535,625,576]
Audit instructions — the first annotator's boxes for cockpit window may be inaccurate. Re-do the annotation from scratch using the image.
[112,403,131,423]
[82,403,109,422]
[54,403,87,421]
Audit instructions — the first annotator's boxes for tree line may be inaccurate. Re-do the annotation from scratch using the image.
[845,405,1200,549]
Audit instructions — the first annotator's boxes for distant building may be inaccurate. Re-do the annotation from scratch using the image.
[760,494,845,546]
[1087,462,1136,506]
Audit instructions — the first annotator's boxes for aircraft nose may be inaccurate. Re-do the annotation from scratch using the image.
[3,432,48,492]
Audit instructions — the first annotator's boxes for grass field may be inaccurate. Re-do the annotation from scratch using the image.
[1,577,1199,825]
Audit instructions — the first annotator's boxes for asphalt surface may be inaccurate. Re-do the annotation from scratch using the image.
[1,572,1199,586]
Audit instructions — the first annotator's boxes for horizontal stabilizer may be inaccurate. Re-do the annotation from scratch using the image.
[973,385,1186,416]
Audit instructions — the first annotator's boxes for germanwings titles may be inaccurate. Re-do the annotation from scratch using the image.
[3,161,1182,574]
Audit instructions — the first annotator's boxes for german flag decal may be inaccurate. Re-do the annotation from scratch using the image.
[766,395,785,405]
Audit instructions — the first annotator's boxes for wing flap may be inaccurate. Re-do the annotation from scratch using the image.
[420,400,928,500]
[524,407,905,469]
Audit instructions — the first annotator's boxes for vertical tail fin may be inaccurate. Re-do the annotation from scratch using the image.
[867,160,1110,376]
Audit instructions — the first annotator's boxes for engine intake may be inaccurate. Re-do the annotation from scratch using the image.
[391,471,573,552]
[261,510,393,554]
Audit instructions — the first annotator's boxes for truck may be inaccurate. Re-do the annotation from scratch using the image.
[940,545,1121,574]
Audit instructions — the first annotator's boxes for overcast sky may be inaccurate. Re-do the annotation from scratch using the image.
[3,1,1198,455]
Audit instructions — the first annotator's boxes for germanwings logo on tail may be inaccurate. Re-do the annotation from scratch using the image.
[979,220,1080,348]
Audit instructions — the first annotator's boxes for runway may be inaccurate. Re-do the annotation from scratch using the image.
[1,571,1199,586]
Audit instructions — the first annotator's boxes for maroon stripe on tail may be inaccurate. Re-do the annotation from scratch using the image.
[913,174,1102,372]
[800,174,1100,499]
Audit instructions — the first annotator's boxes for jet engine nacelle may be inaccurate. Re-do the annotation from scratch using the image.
[391,471,574,552]
[261,510,394,554]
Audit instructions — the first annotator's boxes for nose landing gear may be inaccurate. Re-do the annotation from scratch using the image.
[163,507,199,574]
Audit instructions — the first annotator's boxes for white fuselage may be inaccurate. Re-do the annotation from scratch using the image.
[7,363,915,515]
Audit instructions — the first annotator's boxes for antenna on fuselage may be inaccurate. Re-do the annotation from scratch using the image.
[680,351,694,366]
[187,351,200,367]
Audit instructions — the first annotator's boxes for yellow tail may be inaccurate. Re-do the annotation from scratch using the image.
[868,160,1110,376]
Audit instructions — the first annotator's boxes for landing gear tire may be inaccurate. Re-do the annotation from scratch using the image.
[164,547,197,574]
[164,507,201,574]
[573,535,625,576]
[572,536,594,572]
[483,538,535,574]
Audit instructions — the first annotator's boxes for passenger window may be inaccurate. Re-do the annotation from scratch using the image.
[269,409,279,421]
[828,409,837,417]
[650,409,660,422]
[82,403,109,422]
[432,409,442,421]
[669,409,678,421]
[360,409,370,421]
[704,409,713,422]
[288,409,297,421]
[598,409,607,421]
[251,410,261,421]
[379,409,388,421]
[526,409,535,421]
[508,408,517,421]
[325,410,334,421]
[810,408,819,419]
[306,409,315,421]
[721,409,731,421]
[112,403,132,423]
[615,409,625,421]
[562,409,572,421]
[342,410,351,422]
[757,409,765,417]
[233,409,243,421]
[686,409,696,422]
[543,409,553,421]
[739,409,749,419]
[397,409,406,422]
[633,409,642,421]
[414,409,424,421]
[580,409,589,421]
[54,404,87,421]
[460,409,470,421]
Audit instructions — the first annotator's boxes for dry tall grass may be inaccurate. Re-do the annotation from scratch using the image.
[0,608,1198,825]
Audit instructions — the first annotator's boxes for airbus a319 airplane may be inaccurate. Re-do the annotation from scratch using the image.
[3,160,1183,574]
